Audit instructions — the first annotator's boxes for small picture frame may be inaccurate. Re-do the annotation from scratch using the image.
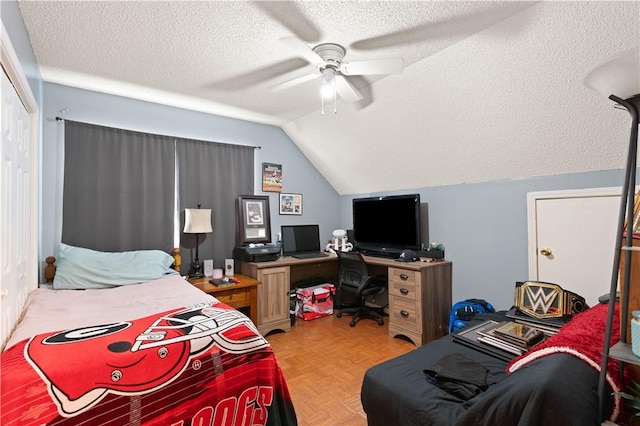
[237,195,271,245]
[632,189,640,235]
[279,193,302,215]
[262,162,282,193]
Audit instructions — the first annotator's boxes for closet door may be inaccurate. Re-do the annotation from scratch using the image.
[527,188,620,307]
[1,67,35,346]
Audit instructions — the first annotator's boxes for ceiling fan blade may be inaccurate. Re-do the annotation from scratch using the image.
[279,36,325,67]
[339,58,404,76]
[270,71,319,91]
[210,58,308,90]
[335,75,363,103]
[351,3,536,50]
[253,2,321,43]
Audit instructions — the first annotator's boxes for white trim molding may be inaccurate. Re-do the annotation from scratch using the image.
[1,25,38,112]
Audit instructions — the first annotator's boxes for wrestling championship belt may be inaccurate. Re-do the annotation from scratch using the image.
[514,281,588,319]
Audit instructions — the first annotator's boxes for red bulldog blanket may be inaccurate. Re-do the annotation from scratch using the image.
[1,302,297,425]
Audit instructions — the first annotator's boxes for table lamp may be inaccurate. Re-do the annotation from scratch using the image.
[183,205,212,279]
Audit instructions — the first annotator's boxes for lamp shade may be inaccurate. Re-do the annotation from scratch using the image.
[183,208,212,234]
[584,46,640,100]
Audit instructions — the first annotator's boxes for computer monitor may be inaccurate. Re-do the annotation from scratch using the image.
[281,225,322,256]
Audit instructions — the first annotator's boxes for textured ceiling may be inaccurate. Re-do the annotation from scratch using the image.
[17,1,640,195]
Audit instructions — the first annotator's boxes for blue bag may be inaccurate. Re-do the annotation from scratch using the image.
[448,299,495,333]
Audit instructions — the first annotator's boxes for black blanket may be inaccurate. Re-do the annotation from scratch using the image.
[361,313,604,426]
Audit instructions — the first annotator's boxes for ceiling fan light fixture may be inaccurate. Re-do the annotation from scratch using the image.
[320,68,337,115]
[321,83,335,99]
[278,36,401,114]
[321,68,336,99]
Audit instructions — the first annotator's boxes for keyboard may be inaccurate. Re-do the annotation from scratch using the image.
[291,252,329,259]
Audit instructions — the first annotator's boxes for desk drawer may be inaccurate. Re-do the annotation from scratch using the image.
[389,295,422,333]
[389,279,418,300]
[389,268,417,284]
[215,288,250,307]
[389,267,421,301]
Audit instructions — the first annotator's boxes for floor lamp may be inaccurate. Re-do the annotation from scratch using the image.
[184,205,212,279]
[584,46,640,420]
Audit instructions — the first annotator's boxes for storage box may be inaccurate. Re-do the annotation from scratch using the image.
[295,284,335,321]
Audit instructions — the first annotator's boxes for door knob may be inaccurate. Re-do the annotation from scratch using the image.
[540,248,552,256]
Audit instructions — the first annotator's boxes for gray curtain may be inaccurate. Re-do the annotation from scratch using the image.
[177,139,254,272]
[62,120,175,252]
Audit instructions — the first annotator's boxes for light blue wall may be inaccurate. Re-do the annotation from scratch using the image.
[339,170,627,310]
[4,0,631,311]
[40,83,342,262]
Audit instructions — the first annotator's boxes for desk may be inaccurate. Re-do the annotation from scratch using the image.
[237,254,452,345]
[188,274,261,325]
[237,255,338,336]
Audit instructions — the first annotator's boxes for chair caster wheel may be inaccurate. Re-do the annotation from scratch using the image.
[337,312,342,318]
[377,319,384,326]
[349,322,355,327]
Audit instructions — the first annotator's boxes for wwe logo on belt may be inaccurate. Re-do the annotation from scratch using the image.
[525,285,559,316]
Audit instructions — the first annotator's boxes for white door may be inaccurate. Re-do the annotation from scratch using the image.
[527,188,622,308]
[1,28,38,348]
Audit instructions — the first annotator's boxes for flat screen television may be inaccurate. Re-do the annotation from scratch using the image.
[352,194,421,257]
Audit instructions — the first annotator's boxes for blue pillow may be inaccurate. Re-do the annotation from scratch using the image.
[53,243,178,289]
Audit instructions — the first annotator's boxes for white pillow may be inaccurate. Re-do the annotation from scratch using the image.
[53,243,178,289]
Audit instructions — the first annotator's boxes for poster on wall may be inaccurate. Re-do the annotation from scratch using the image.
[262,163,282,193]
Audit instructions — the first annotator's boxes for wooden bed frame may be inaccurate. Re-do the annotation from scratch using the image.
[43,247,182,282]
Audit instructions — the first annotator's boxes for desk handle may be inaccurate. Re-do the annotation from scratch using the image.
[400,310,410,318]
[400,288,409,295]
[399,273,409,281]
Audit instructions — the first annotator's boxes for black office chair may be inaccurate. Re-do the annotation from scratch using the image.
[335,251,387,327]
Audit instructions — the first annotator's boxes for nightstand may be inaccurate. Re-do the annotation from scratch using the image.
[188,274,261,325]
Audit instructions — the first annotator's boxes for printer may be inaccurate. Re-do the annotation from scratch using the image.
[233,244,280,263]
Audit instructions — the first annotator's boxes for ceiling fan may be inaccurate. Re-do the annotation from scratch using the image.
[274,36,405,113]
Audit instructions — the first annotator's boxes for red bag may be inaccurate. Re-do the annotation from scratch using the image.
[295,284,335,321]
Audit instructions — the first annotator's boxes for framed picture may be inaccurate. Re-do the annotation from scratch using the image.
[237,195,271,245]
[279,193,302,215]
[262,162,282,193]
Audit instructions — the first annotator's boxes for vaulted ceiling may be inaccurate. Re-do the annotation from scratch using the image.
[18,1,640,194]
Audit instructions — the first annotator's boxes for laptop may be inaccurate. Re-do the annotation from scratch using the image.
[281,225,329,259]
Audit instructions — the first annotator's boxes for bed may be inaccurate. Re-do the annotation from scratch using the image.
[361,305,626,426]
[1,244,297,426]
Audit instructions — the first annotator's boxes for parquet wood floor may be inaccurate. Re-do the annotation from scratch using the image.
[266,313,416,426]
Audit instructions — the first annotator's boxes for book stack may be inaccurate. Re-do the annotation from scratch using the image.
[505,306,567,335]
[476,321,545,356]
[453,320,547,361]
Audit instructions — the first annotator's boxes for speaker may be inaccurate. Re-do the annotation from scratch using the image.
[203,259,213,277]
[420,203,429,249]
[224,258,234,277]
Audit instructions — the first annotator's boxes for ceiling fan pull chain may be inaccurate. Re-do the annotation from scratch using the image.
[321,93,325,116]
